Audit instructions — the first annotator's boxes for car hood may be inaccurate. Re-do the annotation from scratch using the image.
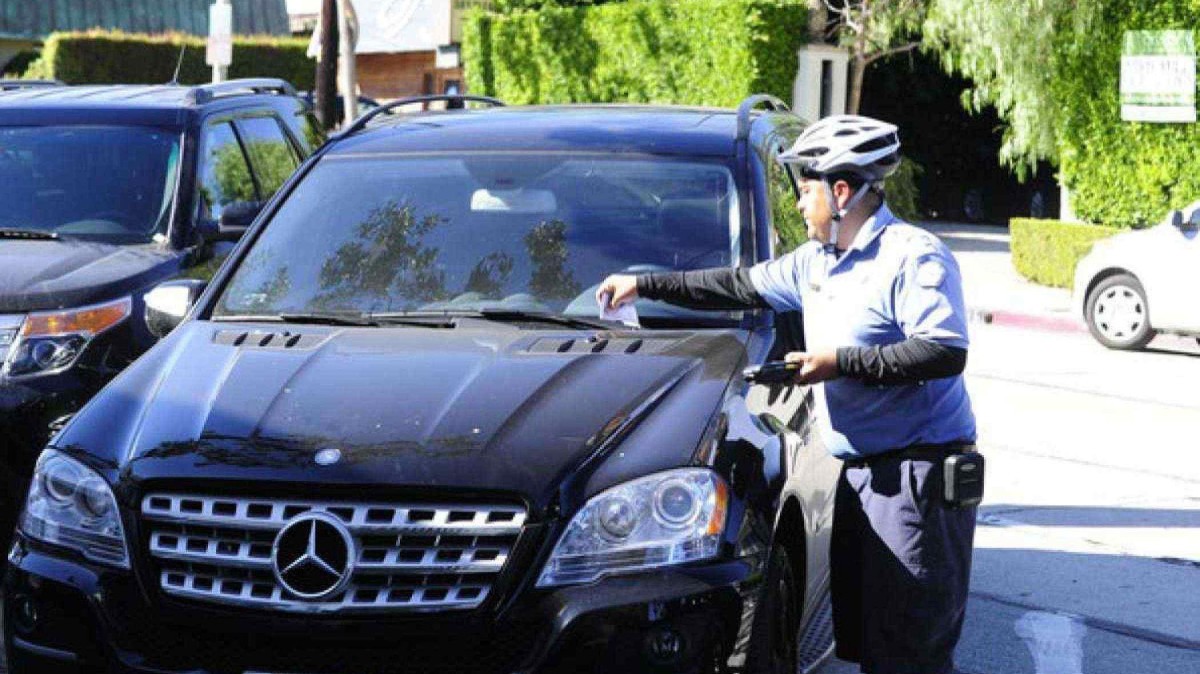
[0,239,177,313]
[56,322,748,510]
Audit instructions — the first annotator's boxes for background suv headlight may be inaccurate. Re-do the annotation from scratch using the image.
[21,449,129,568]
[537,468,728,587]
[2,296,131,379]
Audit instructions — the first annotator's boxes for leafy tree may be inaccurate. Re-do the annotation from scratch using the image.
[315,201,448,310]
[923,0,1098,177]
[818,0,929,114]
[524,220,580,301]
[491,0,617,11]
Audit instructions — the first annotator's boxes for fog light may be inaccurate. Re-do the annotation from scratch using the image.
[644,625,686,666]
[12,594,38,634]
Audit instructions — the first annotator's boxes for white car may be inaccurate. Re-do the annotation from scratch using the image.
[1074,203,1200,349]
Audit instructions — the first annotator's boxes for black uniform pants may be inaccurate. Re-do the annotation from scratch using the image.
[830,450,976,674]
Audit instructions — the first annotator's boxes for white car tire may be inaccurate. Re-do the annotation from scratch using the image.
[1085,273,1154,350]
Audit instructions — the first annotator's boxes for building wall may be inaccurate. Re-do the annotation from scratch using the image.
[357,51,462,101]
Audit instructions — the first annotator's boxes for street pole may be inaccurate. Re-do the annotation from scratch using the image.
[210,0,232,83]
[315,0,339,130]
[336,0,358,124]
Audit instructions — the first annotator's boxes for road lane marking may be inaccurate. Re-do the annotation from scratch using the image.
[1015,611,1086,674]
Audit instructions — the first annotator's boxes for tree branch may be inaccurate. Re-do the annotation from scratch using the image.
[864,41,920,66]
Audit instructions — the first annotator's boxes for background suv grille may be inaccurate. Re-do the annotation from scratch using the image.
[140,493,526,613]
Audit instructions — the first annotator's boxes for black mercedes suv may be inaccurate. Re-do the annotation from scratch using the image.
[4,95,839,673]
[0,79,322,547]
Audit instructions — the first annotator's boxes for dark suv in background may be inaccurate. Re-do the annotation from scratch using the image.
[4,95,839,674]
[0,78,322,547]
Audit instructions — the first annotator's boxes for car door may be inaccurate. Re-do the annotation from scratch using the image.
[1142,221,1200,331]
[747,136,840,619]
[234,113,302,207]
[186,118,259,280]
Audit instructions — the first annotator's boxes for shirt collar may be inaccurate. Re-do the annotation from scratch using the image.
[847,203,896,254]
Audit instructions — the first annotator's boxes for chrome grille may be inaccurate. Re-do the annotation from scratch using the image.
[141,493,526,613]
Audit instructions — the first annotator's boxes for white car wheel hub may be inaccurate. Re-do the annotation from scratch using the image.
[1093,284,1145,341]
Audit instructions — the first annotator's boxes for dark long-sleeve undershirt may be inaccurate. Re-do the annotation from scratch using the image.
[634,269,966,386]
[837,340,967,385]
[636,269,769,310]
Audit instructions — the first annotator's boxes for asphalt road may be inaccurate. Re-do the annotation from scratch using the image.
[816,323,1200,674]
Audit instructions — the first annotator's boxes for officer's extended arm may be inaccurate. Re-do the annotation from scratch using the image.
[636,269,772,310]
[836,339,966,386]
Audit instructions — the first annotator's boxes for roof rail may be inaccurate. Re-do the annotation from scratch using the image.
[0,79,65,92]
[337,94,506,139]
[736,94,789,141]
[187,78,297,105]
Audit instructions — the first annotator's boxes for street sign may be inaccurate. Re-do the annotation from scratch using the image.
[1121,30,1196,123]
[206,1,233,68]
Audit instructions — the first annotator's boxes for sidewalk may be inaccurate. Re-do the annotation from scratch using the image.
[918,222,1085,334]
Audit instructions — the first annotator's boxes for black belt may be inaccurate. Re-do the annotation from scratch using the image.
[844,442,974,469]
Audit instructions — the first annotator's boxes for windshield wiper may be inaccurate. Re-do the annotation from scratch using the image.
[0,228,59,240]
[218,311,457,328]
[454,309,625,331]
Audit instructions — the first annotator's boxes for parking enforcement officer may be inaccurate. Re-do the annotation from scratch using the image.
[596,114,978,674]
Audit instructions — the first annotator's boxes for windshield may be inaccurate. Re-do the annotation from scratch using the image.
[0,126,181,243]
[214,154,743,326]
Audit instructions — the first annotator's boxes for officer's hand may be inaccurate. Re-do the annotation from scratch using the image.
[784,350,840,384]
[595,275,638,310]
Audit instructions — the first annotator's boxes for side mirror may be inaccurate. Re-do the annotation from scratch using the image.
[144,279,207,339]
[201,201,263,242]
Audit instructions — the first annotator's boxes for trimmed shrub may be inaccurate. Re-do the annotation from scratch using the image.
[463,0,808,107]
[27,30,313,89]
[2,50,40,78]
[1010,218,1117,289]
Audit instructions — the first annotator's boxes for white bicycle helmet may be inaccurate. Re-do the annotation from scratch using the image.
[778,114,901,182]
[778,115,902,248]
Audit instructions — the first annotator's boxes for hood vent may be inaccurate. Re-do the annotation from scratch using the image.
[213,330,325,350]
[526,336,673,355]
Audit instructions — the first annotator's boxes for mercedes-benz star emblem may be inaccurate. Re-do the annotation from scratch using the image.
[272,512,355,600]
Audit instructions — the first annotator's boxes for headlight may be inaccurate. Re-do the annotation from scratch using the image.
[536,468,728,588]
[3,296,131,379]
[21,449,129,568]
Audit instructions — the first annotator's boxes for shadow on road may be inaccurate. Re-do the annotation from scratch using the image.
[980,504,1200,529]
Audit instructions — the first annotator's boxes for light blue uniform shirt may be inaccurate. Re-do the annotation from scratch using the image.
[749,204,976,459]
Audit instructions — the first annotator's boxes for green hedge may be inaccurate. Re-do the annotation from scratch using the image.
[1051,1,1200,227]
[885,157,924,223]
[463,0,808,107]
[1010,218,1117,288]
[22,30,313,89]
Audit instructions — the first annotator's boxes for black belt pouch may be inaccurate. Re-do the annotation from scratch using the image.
[943,450,985,508]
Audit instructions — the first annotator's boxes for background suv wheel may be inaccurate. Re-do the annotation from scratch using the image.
[1085,273,1154,350]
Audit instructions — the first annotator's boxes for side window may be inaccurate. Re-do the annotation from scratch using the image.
[196,121,256,224]
[296,111,326,153]
[236,116,301,200]
[768,144,807,253]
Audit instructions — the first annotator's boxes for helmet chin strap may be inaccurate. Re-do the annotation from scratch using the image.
[821,179,875,254]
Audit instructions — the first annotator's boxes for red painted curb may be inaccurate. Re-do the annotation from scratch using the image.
[973,309,1087,334]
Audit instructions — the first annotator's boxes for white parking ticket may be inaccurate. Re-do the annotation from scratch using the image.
[599,292,640,328]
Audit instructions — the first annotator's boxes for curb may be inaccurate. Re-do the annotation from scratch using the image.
[968,308,1087,335]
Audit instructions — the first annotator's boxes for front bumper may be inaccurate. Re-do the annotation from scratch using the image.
[4,535,764,674]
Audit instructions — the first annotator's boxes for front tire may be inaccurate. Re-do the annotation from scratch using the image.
[746,545,799,674]
[1085,273,1154,350]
